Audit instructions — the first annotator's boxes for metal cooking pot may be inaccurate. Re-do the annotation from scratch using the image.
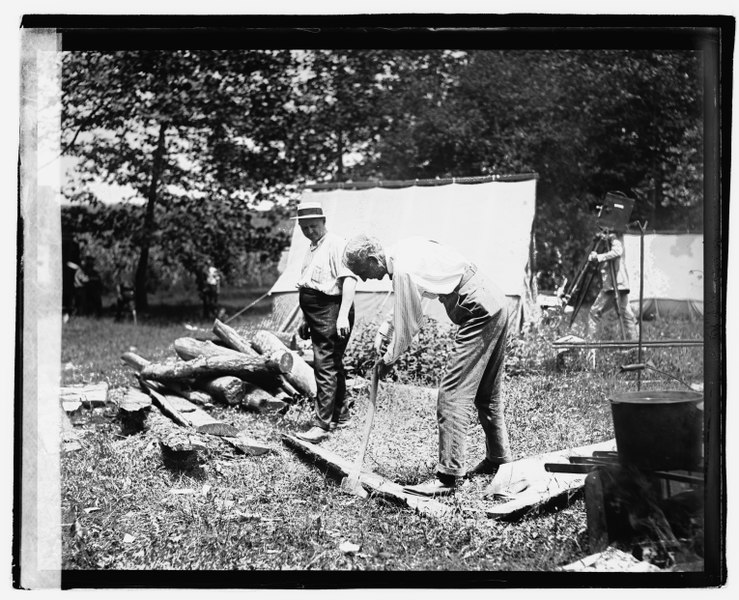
[609,390,703,472]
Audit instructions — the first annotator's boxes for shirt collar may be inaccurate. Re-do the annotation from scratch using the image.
[310,232,328,250]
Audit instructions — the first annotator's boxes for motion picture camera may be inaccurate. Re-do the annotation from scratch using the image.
[595,191,635,233]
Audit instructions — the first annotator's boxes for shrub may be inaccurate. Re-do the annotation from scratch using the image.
[344,315,563,387]
[344,317,455,387]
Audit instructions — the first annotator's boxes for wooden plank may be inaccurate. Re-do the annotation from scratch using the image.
[482,438,618,520]
[143,384,191,428]
[223,433,273,456]
[59,382,109,407]
[282,434,451,518]
[156,390,225,430]
[584,470,609,553]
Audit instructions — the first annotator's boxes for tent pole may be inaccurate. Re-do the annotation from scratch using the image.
[637,221,648,391]
[223,291,270,325]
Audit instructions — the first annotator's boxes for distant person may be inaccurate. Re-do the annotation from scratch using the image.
[115,281,137,323]
[67,260,90,315]
[83,257,103,316]
[293,202,357,443]
[343,235,512,497]
[587,230,638,340]
[200,261,222,319]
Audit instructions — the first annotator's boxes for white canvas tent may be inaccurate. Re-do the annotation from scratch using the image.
[265,176,538,334]
[623,232,703,319]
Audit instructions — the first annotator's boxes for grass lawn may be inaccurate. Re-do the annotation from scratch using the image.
[60,296,704,573]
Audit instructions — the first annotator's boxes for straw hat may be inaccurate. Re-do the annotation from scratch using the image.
[291,201,326,220]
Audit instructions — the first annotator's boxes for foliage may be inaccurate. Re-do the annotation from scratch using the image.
[61,50,307,307]
[61,309,704,572]
[62,49,704,302]
[344,311,703,388]
[344,317,456,385]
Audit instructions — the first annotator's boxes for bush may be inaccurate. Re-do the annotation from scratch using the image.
[344,317,455,387]
[345,315,564,387]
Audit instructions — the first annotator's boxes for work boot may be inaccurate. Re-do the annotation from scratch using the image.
[329,417,352,431]
[403,473,458,497]
[465,458,500,479]
[295,426,330,443]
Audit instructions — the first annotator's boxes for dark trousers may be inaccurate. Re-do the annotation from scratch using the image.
[299,289,355,431]
[437,268,512,477]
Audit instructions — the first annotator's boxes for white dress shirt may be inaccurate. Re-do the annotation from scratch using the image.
[379,237,470,364]
[297,231,357,296]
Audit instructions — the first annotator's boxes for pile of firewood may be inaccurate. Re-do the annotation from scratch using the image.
[117,319,317,466]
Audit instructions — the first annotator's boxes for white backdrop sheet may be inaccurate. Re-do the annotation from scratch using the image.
[623,233,703,302]
[271,179,537,298]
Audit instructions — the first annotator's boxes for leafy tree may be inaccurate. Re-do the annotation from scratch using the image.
[360,49,703,287]
[62,50,305,309]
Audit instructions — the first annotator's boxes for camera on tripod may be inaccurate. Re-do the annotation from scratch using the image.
[557,191,636,335]
[595,191,635,234]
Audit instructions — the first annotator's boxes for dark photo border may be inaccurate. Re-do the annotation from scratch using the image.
[15,12,731,589]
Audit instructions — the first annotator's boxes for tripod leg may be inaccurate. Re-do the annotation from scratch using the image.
[563,238,601,303]
[569,265,597,327]
[608,260,627,339]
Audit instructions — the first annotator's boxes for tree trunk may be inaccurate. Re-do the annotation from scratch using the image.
[251,330,317,398]
[336,126,344,180]
[135,121,168,311]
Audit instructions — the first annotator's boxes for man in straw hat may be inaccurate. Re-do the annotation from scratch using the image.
[293,202,358,443]
[343,235,512,497]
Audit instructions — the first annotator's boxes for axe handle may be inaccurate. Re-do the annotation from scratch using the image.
[346,364,379,483]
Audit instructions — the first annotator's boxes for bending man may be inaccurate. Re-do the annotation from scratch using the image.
[343,235,512,497]
[294,202,357,443]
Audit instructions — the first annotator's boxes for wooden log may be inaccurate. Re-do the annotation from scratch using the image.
[252,330,317,398]
[159,432,205,471]
[118,387,152,435]
[282,434,451,518]
[121,351,216,406]
[240,383,287,412]
[173,338,255,405]
[213,321,302,399]
[200,377,245,406]
[212,319,260,357]
[178,389,213,406]
[139,353,287,384]
[173,337,293,376]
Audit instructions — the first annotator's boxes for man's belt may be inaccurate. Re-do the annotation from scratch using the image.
[299,287,341,299]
